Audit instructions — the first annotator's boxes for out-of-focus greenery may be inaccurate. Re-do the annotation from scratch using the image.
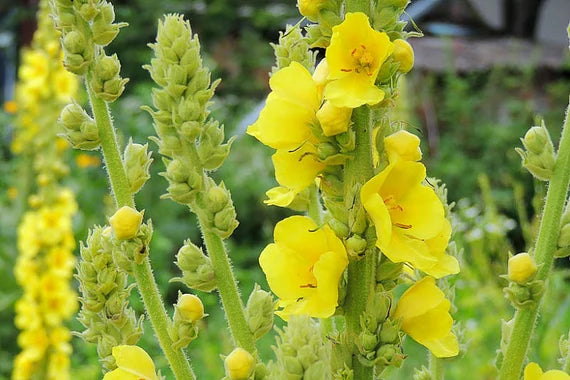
[1,1,569,379]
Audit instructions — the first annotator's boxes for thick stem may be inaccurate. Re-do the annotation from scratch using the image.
[499,103,570,380]
[198,220,256,353]
[343,106,376,379]
[88,81,195,379]
[86,78,133,209]
[429,353,444,380]
[133,260,196,380]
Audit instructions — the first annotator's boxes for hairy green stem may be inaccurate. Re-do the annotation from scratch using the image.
[343,106,376,379]
[86,78,133,209]
[134,260,196,380]
[563,335,570,373]
[499,103,570,380]
[87,80,195,379]
[198,219,256,353]
[429,353,444,380]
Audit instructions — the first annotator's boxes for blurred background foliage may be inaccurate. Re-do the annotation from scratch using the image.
[1,0,570,379]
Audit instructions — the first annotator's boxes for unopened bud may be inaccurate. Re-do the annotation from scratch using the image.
[63,30,86,54]
[346,234,367,258]
[508,253,537,284]
[225,347,255,380]
[61,103,89,131]
[124,140,153,194]
[316,101,352,137]
[392,39,414,73]
[297,0,327,21]
[206,184,230,213]
[516,122,556,181]
[173,241,216,292]
[245,284,275,341]
[109,206,143,240]
[176,293,204,322]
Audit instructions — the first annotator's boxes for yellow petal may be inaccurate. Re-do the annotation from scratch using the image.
[304,249,348,317]
[316,101,352,136]
[394,277,445,320]
[103,369,141,380]
[384,130,422,163]
[382,230,438,271]
[403,299,453,342]
[111,345,158,380]
[361,166,394,248]
[272,146,325,191]
[269,62,320,112]
[524,363,544,380]
[265,186,296,207]
[423,331,460,358]
[324,75,385,108]
[542,370,570,380]
[273,215,328,262]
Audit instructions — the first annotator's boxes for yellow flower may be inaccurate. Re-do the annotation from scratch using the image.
[224,347,255,380]
[524,363,570,380]
[75,153,101,168]
[384,130,422,163]
[324,12,393,108]
[53,69,78,101]
[508,252,537,284]
[4,100,18,114]
[259,216,348,318]
[176,293,205,322]
[394,277,459,358]
[393,39,414,73]
[103,345,159,380]
[7,186,19,200]
[297,0,327,20]
[316,100,352,136]
[360,160,459,278]
[247,62,320,150]
[265,144,325,207]
[109,206,143,240]
[19,50,49,85]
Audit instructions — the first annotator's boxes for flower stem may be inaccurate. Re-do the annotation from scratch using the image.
[133,259,196,380]
[429,353,444,380]
[308,184,323,225]
[87,80,195,380]
[198,218,256,353]
[343,106,376,379]
[499,103,570,380]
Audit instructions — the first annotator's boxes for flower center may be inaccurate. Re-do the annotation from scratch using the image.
[384,195,412,229]
[351,45,374,75]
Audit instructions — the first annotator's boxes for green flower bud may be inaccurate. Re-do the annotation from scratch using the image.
[63,30,86,54]
[60,103,90,131]
[91,1,126,46]
[197,121,233,170]
[90,53,129,102]
[317,142,339,160]
[379,319,400,344]
[63,52,90,75]
[124,139,153,194]
[270,24,316,74]
[206,183,231,213]
[165,158,190,183]
[245,284,276,341]
[515,121,556,181]
[328,218,350,239]
[335,129,356,152]
[375,344,404,368]
[95,54,121,81]
[558,203,570,248]
[74,0,100,22]
[172,240,216,292]
[213,205,239,239]
[346,234,367,258]
[503,280,544,309]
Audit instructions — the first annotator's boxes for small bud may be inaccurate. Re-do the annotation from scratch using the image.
[95,54,121,81]
[61,103,89,131]
[329,218,350,238]
[173,241,216,292]
[508,253,537,284]
[316,101,352,137]
[317,142,339,160]
[176,293,204,322]
[225,347,255,380]
[245,284,275,341]
[91,1,125,46]
[516,121,556,181]
[63,30,86,55]
[91,54,129,102]
[109,206,143,240]
[346,234,367,258]
[206,184,230,213]
[392,39,414,73]
[297,0,327,21]
[124,139,153,194]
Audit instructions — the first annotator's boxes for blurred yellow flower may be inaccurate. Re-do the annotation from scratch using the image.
[103,345,159,380]
[53,69,78,101]
[110,206,143,240]
[247,62,320,150]
[224,347,255,380]
[324,12,393,108]
[297,0,327,20]
[265,144,325,207]
[394,276,459,358]
[361,160,458,278]
[259,216,348,318]
[7,186,19,200]
[4,100,18,114]
[75,153,101,168]
[524,363,570,380]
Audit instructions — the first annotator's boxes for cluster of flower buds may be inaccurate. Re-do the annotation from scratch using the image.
[269,316,331,378]
[515,121,556,181]
[123,139,153,194]
[108,206,153,272]
[244,285,276,341]
[59,102,100,149]
[271,24,316,74]
[172,240,216,292]
[76,226,144,371]
[169,292,205,349]
[50,0,128,97]
[145,15,238,238]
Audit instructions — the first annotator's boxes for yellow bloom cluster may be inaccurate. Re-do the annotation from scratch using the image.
[11,0,78,155]
[13,190,78,380]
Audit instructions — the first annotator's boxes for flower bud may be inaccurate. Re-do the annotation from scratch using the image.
[109,206,143,240]
[316,101,352,137]
[245,284,275,341]
[516,122,556,181]
[297,0,327,21]
[317,142,339,160]
[63,30,86,55]
[392,39,414,73]
[173,241,216,292]
[90,54,129,102]
[558,203,570,248]
[95,54,121,81]
[91,1,125,46]
[124,140,153,194]
[271,25,315,74]
[213,205,239,239]
[346,234,367,258]
[175,293,204,322]
[206,184,230,213]
[508,253,537,284]
[61,103,89,131]
[225,347,255,380]
[197,122,233,170]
